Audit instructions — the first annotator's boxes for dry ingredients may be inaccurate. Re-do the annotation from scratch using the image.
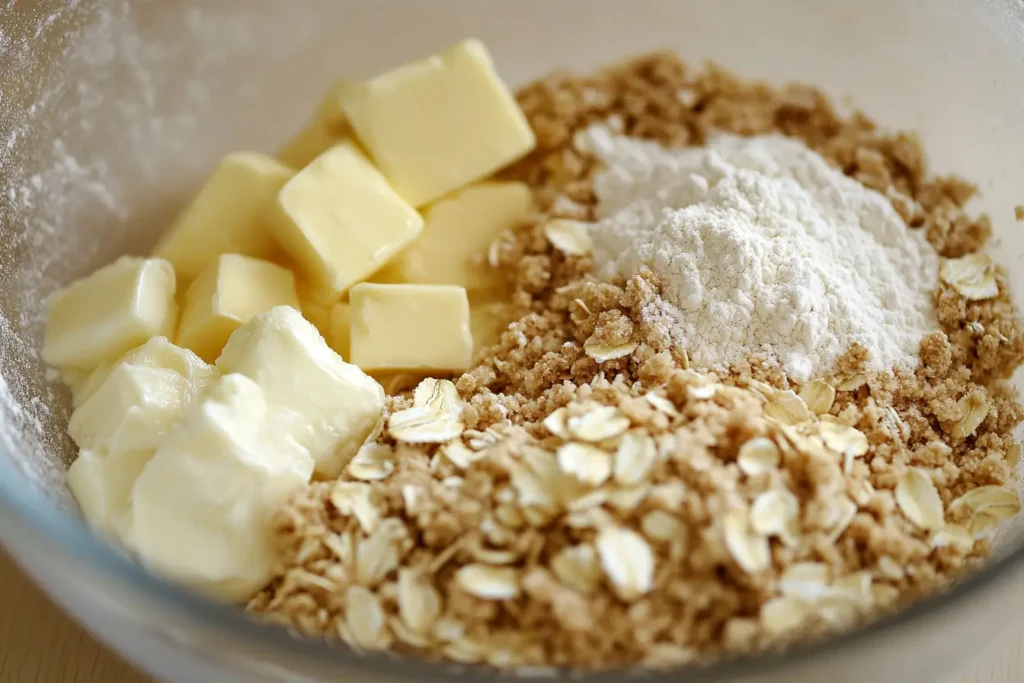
[249,53,1024,669]
[586,130,939,381]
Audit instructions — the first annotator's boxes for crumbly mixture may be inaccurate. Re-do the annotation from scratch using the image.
[248,54,1024,669]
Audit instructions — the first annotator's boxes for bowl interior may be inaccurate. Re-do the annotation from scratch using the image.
[2,0,1024,646]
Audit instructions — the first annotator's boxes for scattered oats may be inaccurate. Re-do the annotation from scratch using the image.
[584,340,638,363]
[356,527,400,586]
[644,644,697,668]
[799,380,836,415]
[640,510,683,543]
[540,405,573,438]
[946,392,991,440]
[551,544,602,594]
[606,486,649,510]
[825,498,858,542]
[1007,443,1022,469]
[613,430,657,485]
[780,563,830,601]
[760,597,812,637]
[724,508,772,573]
[876,556,904,581]
[389,405,465,444]
[544,218,594,256]
[895,468,945,530]
[397,570,442,635]
[596,526,655,599]
[413,378,464,417]
[664,347,690,372]
[746,378,777,399]
[567,405,631,442]
[737,437,781,475]
[751,489,800,546]
[688,383,718,400]
[345,585,391,650]
[835,374,867,392]
[644,392,678,416]
[940,253,999,301]
[440,441,478,469]
[346,443,395,481]
[456,565,521,600]
[330,482,380,534]
[948,486,1021,520]
[764,390,813,425]
[818,422,869,472]
[557,442,614,486]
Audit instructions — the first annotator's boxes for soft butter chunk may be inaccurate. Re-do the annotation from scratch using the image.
[272,143,423,298]
[343,39,536,207]
[277,79,357,170]
[329,302,352,360]
[65,338,214,540]
[376,182,533,292]
[44,256,177,371]
[154,152,294,283]
[72,336,216,408]
[177,254,300,362]
[216,306,384,478]
[349,283,473,372]
[129,374,314,602]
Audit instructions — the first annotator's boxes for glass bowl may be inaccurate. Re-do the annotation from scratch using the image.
[2,1,1024,681]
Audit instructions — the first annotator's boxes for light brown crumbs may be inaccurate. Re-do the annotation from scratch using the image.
[249,53,1024,670]
[1015,205,1024,222]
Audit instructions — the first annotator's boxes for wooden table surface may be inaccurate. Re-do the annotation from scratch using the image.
[0,549,1020,683]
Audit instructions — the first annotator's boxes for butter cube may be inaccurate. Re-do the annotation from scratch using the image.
[154,152,294,283]
[177,254,300,363]
[273,143,423,297]
[217,306,385,478]
[68,447,155,542]
[68,365,188,453]
[376,182,532,292]
[329,302,351,360]
[277,79,356,170]
[349,283,473,372]
[295,277,336,343]
[44,257,177,371]
[130,374,315,601]
[65,338,214,539]
[343,39,536,207]
[73,336,216,408]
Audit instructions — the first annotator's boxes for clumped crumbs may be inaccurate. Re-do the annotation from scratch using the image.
[249,54,1024,669]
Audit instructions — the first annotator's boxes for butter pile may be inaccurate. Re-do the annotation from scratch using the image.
[43,38,536,601]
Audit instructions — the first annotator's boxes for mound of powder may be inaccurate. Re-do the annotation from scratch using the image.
[587,129,939,380]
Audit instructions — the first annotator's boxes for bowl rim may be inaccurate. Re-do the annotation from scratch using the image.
[1,452,1020,681]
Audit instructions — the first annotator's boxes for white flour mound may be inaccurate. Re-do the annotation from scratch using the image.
[587,129,939,381]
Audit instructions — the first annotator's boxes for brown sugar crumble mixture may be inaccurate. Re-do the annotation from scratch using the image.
[248,54,1024,670]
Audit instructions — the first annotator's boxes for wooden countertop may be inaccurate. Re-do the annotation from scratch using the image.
[0,549,1020,683]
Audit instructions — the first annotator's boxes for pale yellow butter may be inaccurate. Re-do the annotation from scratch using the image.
[376,182,532,292]
[329,302,352,360]
[349,283,473,372]
[129,373,314,602]
[272,143,423,298]
[177,254,300,363]
[343,39,536,207]
[43,256,177,371]
[294,276,336,344]
[217,306,385,478]
[277,79,356,170]
[65,338,215,540]
[72,336,216,408]
[154,152,294,283]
